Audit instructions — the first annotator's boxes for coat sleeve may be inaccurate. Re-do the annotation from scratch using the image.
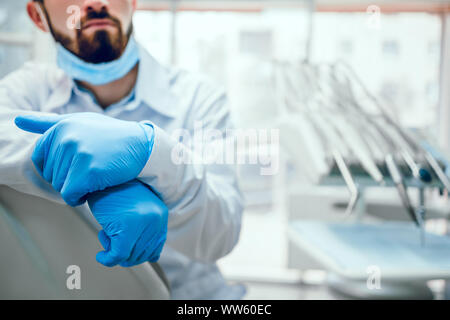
[0,63,66,204]
[138,82,244,264]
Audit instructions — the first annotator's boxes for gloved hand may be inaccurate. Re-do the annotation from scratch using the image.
[87,180,168,267]
[15,112,154,206]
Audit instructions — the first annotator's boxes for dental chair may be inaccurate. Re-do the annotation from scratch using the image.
[0,185,170,300]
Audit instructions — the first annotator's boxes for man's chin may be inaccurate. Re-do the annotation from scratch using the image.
[78,32,124,63]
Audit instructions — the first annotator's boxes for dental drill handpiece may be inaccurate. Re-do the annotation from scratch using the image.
[385,154,425,245]
[333,62,426,244]
[336,61,435,187]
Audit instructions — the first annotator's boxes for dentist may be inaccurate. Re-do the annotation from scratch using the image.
[0,0,244,299]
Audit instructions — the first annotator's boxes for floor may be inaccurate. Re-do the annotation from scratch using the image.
[218,207,288,273]
[217,207,337,299]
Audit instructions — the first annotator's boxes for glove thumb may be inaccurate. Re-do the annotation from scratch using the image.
[15,114,69,134]
[97,230,111,251]
[96,235,130,268]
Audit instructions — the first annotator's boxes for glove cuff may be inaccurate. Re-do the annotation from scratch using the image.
[139,122,155,161]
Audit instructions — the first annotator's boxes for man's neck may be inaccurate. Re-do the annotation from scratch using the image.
[78,63,139,110]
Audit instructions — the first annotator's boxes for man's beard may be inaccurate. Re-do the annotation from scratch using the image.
[76,27,125,64]
[42,5,132,64]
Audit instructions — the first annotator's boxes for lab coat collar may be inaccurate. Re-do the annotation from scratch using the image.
[43,42,177,118]
[134,44,178,118]
[41,69,74,113]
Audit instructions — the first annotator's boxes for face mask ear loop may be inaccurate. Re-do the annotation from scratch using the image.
[34,3,51,33]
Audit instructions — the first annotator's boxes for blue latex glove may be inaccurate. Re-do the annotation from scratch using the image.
[87,180,168,267]
[15,112,154,206]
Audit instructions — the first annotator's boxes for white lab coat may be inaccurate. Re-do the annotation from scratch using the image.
[0,44,246,299]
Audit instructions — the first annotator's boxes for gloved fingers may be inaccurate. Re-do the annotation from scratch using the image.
[60,160,90,207]
[50,134,78,192]
[96,233,133,267]
[60,187,86,207]
[43,141,64,184]
[96,251,118,268]
[135,234,166,264]
[52,152,73,192]
[97,230,111,251]
[118,230,164,268]
[120,241,144,267]
[15,114,69,134]
[122,225,155,265]
[119,246,159,268]
[138,123,155,160]
[147,236,166,263]
[148,254,161,263]
[31,129,57,177]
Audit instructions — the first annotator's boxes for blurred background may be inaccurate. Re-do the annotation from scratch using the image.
[2,0,450,300]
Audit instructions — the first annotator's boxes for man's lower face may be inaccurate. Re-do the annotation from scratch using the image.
[47,7,130,64]
[76,26,124,63]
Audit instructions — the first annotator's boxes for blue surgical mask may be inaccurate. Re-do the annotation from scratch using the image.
[56,37,140,86]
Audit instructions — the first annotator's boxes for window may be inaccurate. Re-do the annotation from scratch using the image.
[382,40,400,56]
[311,12,441,128]
[0,0,34,78]
[134,10,441,129]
